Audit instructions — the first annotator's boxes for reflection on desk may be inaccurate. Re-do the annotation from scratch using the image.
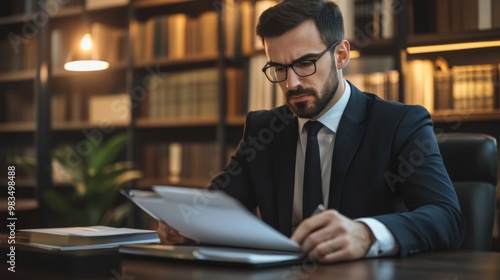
[121,251,500,280]
[1,250,499,280]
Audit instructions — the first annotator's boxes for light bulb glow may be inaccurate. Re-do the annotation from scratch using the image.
[81,34,92,50]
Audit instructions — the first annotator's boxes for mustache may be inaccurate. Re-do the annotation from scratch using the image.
[285,88,317,99]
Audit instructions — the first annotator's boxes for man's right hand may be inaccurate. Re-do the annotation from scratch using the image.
[157,221,197,245]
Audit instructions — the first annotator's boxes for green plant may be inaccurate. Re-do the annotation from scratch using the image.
[14,133,142,226]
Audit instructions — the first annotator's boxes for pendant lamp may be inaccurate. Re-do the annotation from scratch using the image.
[64,0,109,72]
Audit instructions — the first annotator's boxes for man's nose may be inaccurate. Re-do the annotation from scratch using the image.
[285,67,302,89]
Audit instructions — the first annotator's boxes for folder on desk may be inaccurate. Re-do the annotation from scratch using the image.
[122,186,304,266]
[119,244,303,267]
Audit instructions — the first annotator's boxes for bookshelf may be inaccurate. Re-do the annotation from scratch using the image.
[0,0,499,231]
[404,0,500,119]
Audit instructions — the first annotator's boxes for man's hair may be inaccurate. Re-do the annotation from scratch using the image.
[256,0,344,47]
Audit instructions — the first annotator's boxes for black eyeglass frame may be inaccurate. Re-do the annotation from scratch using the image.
[261,41,340,83]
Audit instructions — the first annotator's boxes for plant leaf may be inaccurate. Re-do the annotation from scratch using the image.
[87,133,129,176]
[42,190,72,213]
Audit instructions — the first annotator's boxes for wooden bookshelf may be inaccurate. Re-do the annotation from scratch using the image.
[136,117,219,128]
[0,70,36,82]
[0,122,36,132]
[432,111,500,123]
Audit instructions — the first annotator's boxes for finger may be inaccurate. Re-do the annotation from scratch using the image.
[291,212,328,245]
[157,221,181,245]
[157,226,171,244]
[310,237,346,263]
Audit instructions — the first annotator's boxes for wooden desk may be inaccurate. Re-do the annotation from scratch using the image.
[1,250,499,280]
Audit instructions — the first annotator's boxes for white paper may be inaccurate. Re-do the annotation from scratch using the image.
[128,186,302,253]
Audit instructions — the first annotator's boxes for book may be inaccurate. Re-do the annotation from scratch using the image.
[88,93,131,125]
[18,226,160,251]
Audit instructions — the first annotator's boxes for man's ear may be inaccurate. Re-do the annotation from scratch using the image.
[336,40,350,70]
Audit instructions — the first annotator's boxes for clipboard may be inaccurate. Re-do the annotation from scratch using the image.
[122,186,302,253]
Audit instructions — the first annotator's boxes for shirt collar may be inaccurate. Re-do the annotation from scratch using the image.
[298,79,351,134]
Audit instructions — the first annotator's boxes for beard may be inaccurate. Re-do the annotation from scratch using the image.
[284,68,339,119]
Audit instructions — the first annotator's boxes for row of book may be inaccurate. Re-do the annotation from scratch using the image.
[141,141,220,185]
[0,37,36,73]
[131,0,396,61]
[145,68,220,120]
[0,0,81,16]
[133,11,218,62]
[1,90,34,123]
[352,0,394,41]
[345,70,399,102]
[51,92,131,125]
[0,0,128,17]
[410,0,500,34]
[246,54,283,112]
[438,64,499,111]
[144,67,246,120]
[405,60,500,113]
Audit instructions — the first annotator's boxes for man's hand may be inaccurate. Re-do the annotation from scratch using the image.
[291,209,375,263]
[157,221,197,245]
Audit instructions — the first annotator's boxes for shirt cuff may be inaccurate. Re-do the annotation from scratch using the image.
[356,217,399,258]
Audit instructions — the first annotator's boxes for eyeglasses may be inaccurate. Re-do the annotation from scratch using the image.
[261,41,340,83]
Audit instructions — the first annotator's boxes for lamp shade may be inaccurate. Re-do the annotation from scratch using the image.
[64,33,109,71]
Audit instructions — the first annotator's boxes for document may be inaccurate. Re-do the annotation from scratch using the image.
[124,186,302,253]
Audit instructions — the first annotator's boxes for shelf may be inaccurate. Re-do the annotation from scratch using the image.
[52,121,129,131]
[136,117,218,128]
[351,38,396,56]
[0,198,37,211]
[407,29,500,47]
[134,0,213,19]
[0,178,36,188]
[0,122,35,132]
[432,110,500,123]
[0,13,36,26]
[49,6,83,19]
[137,177,209,189]
[138,116,247,128]
[0,70,36,82]
[226,116,246,126]
[134,55,218,71]
[0,121,129,133]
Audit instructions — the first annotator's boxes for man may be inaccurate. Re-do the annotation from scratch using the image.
[158,0,464,263]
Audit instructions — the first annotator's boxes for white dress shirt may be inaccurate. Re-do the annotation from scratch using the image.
[291,79,399,257]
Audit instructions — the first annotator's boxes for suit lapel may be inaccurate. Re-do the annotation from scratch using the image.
[329,83,371,210]
[272,108,298,236]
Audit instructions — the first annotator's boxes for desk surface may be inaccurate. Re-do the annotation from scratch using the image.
[2,250,500,280]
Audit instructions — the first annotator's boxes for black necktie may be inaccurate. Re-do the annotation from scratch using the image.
[303,120,324,219]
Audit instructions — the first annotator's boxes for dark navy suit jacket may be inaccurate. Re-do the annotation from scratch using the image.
[210,82,464,257]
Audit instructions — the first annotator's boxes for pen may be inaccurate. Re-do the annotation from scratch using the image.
[312,204,326,216]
